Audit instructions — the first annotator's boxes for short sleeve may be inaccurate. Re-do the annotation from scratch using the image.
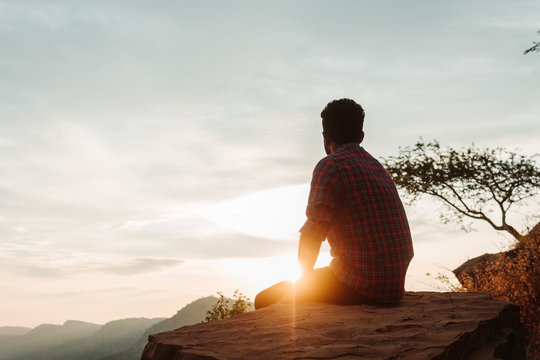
[299,158,337,241]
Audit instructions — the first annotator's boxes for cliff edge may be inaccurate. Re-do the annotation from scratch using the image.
[141,292,524,360]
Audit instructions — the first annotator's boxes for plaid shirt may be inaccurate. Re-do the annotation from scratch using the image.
[300,143,413,303]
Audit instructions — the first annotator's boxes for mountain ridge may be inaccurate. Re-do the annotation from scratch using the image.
[0,296,220,360]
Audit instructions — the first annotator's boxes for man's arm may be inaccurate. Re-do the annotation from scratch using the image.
[298,233,323,275]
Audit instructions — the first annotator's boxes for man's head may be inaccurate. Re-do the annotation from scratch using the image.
[321,98,365,154]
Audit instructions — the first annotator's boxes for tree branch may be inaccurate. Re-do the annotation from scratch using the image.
[427,191,484,220]
[439,181,484,216]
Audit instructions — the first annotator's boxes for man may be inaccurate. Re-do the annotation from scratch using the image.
[254,98,414,309]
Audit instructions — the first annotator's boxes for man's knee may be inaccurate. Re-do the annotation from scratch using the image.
[254,288,278,309]
[254,291,265,310]
[254,280,293,309]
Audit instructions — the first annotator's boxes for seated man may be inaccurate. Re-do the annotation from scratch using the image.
[255,98,414,309]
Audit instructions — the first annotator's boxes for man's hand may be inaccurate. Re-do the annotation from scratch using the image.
[298,233,323,275]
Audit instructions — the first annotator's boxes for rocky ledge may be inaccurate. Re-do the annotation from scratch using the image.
[141,292,524,360]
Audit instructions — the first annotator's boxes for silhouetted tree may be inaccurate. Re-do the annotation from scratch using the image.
[524,30,540,54]
[383,140,540,241]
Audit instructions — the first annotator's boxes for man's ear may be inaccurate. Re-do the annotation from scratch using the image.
[322,132,330,145]
[358,131,365,144]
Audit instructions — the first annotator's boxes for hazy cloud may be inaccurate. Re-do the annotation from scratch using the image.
[97,257,185,275]
[0,256,185,279]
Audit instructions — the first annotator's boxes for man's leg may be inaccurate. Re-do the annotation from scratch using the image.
[254,267,373,309]
[294,267,373,305]
[254,280,294,309]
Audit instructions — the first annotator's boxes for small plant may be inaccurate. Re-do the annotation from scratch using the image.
[425,272,465,292]
[204,290,252,322]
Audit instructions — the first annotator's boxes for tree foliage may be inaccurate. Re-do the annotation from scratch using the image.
[524,30,540,54]
[382,140,540,241]
[204,290,252,322]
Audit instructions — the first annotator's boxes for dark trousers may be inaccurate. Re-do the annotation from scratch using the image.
[254,266,374,309]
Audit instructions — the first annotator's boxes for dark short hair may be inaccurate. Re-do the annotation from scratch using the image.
[321,98,365,145]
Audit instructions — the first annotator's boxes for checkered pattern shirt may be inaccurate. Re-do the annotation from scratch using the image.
[300,143,413,304]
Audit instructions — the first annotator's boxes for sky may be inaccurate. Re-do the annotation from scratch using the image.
[1,0,539,327]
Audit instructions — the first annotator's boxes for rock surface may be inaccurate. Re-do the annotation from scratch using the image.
[141,292,524,360]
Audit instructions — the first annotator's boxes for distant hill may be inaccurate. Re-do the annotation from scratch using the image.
[0,327,31,337]
[0,320,101,360]
[0,296,224,360]
[101,296,219,360]
[0,318,166,360]
[0,295,239,360]
[37,318,164,360]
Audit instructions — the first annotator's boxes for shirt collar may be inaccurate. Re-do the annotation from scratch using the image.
[336,143,361,152]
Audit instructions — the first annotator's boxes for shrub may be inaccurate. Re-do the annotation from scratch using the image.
[460,229,539,358]
[204,290,252,322]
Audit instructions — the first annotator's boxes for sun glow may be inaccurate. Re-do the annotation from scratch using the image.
[202,184,310,241]
[291,264,302,282]
[220,255,303,290]
[201,184,332,289]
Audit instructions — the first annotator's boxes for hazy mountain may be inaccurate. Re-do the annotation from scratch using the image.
[101,296,219,360]
[0,321,101,360]
[0,317,164,360]
[37,318,164,360]
[0,295,225,360]
[0,327,31,337]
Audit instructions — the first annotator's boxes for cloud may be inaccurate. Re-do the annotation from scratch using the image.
[0,256,185,279]
[0,257,71,279]
[178,233,296,259]
[114,229,297,260]
[97,257,184,275]
[18,265,68,279]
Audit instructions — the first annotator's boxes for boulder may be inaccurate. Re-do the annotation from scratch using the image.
[453,222,540,287]
[453,252,503,285]
[141,292,524,360]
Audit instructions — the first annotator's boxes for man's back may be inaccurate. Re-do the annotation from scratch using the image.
[300,143,413,303]
[255,98,413,310]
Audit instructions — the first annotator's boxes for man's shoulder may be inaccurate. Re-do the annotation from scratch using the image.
[313,155,337,176]
[314,149,347,170]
